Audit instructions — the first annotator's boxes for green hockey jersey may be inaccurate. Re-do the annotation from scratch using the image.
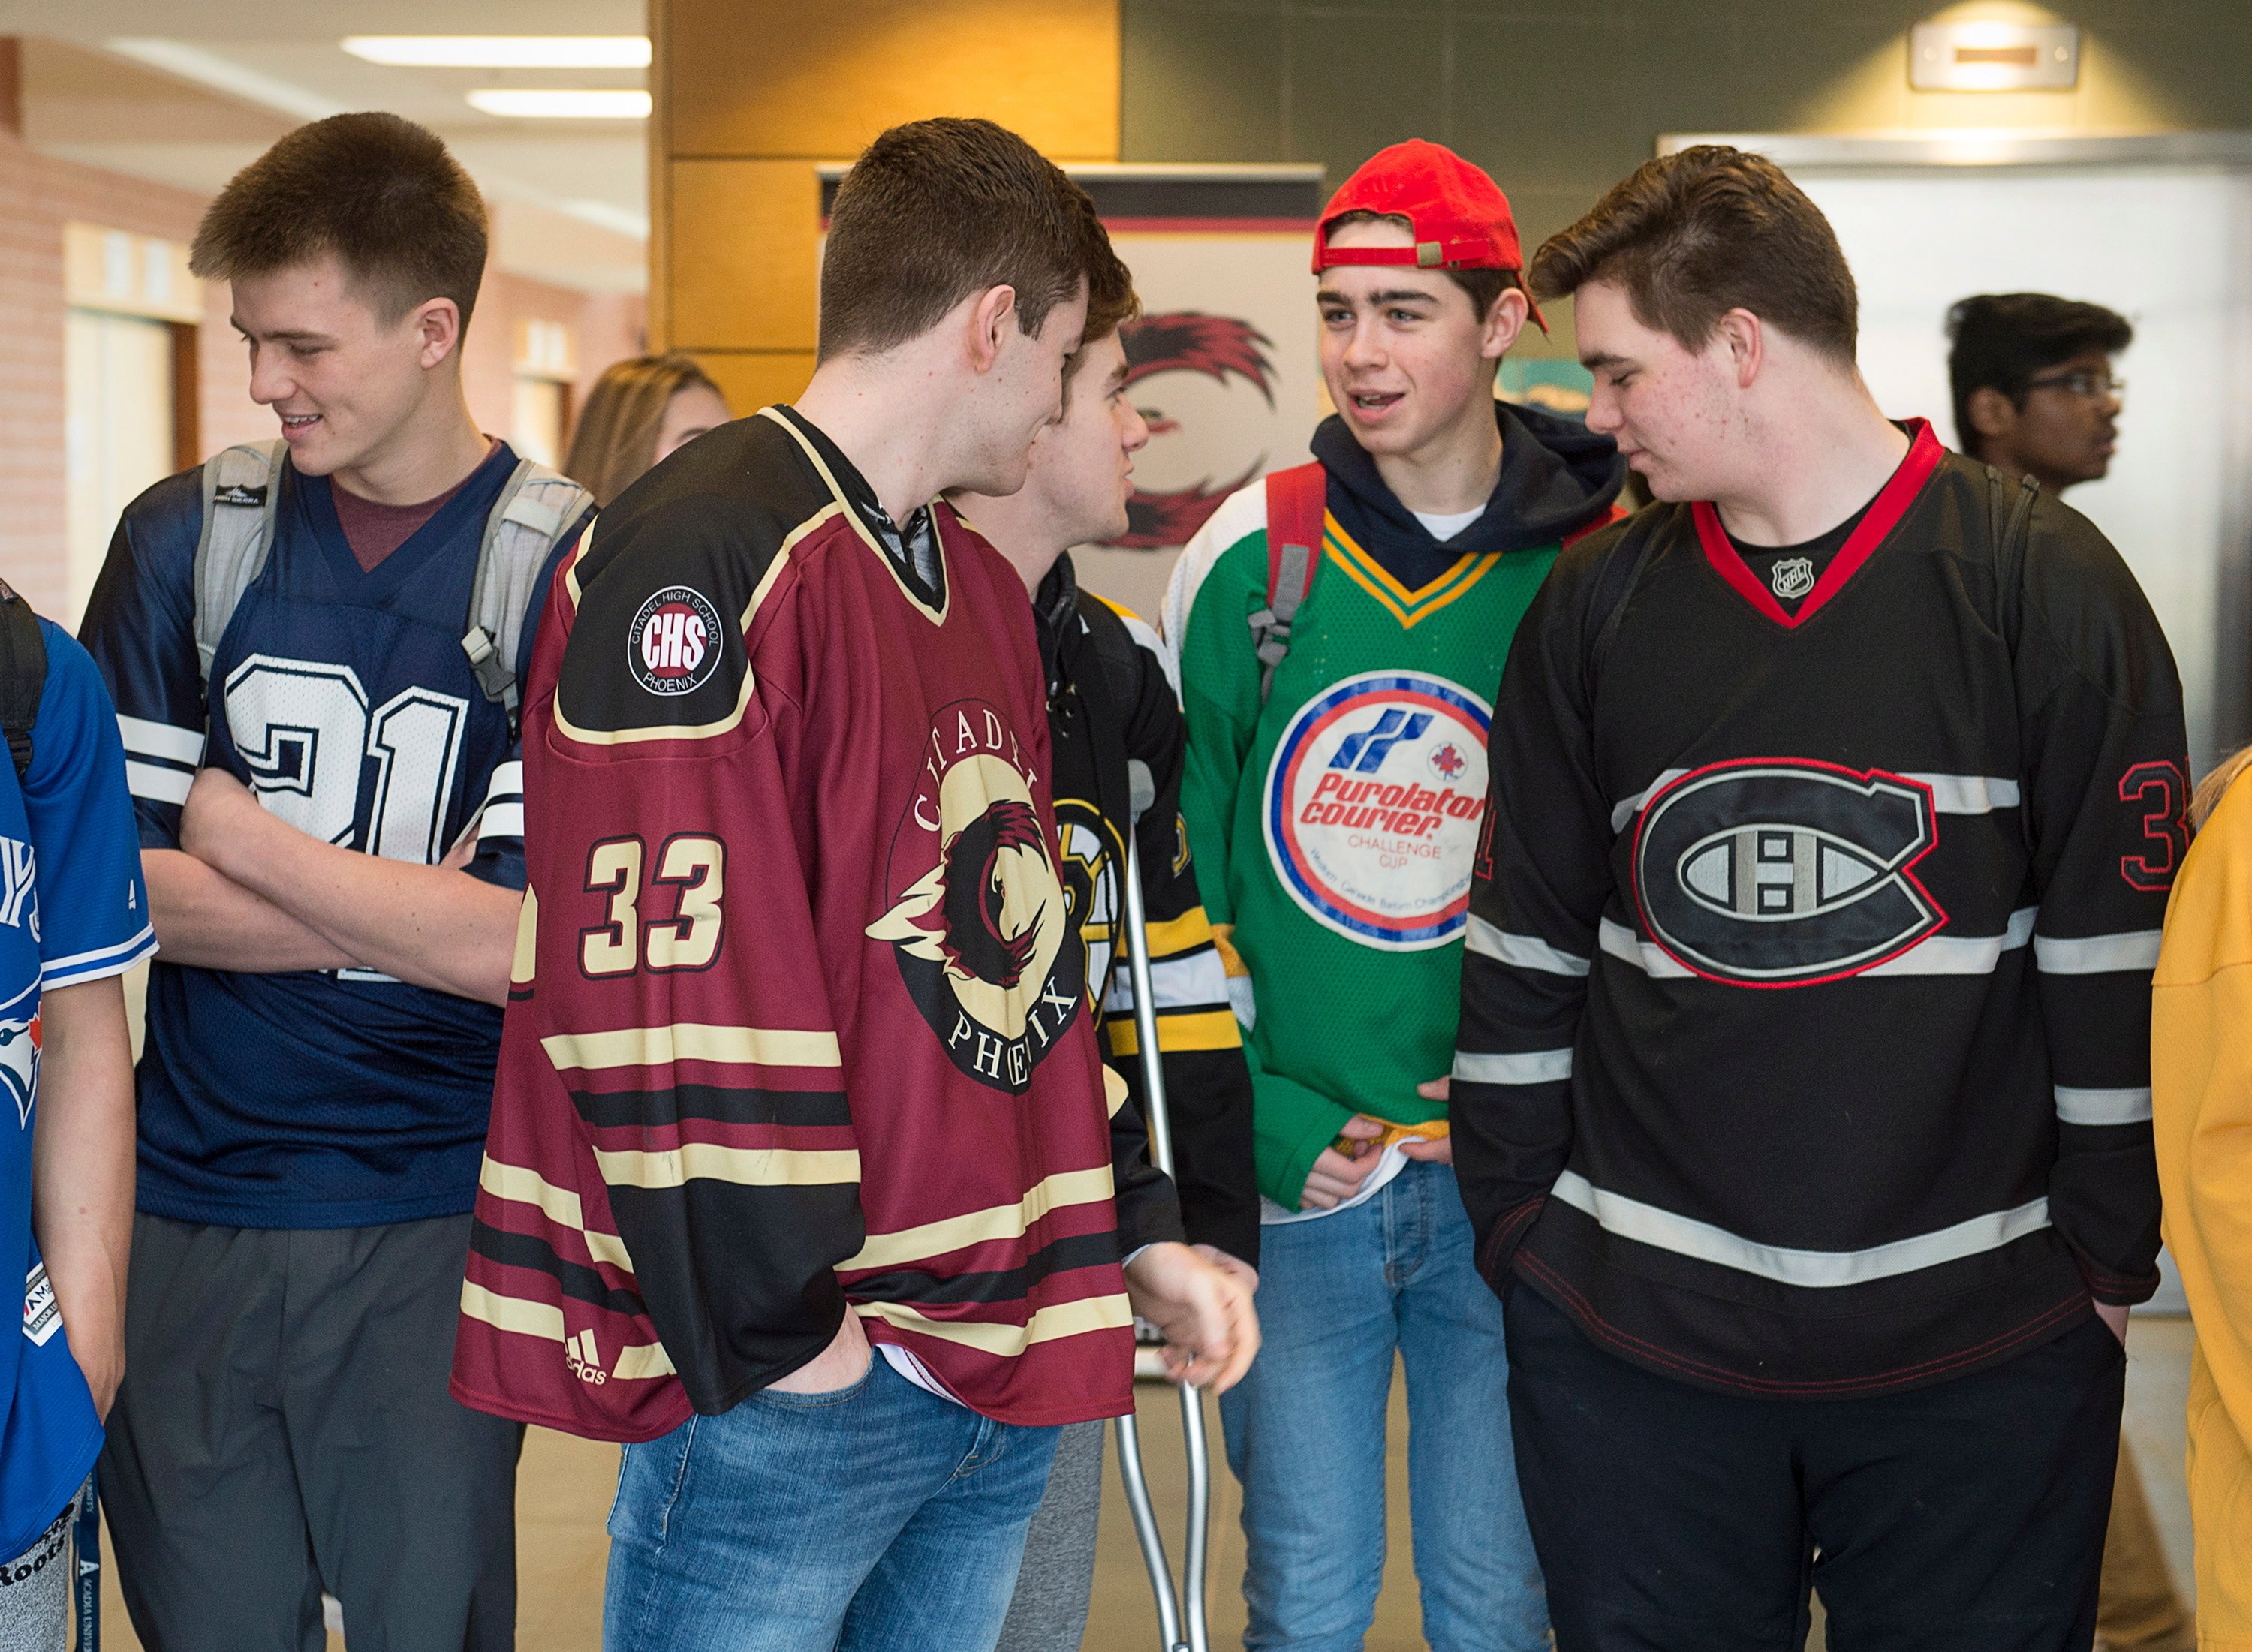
[1163,405,1622,1208]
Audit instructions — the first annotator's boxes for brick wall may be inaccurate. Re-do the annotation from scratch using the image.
[0,121,646,618]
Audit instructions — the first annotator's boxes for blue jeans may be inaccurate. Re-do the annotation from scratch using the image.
[604,1356,1062,1652]
[1218,1161,1547,1651]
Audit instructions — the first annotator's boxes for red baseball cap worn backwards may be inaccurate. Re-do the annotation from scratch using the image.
[1313,138,1546,331]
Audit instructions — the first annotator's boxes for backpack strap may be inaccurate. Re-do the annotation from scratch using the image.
[461,461,594,734]
[0,579,46,784]
[193,441,288,689]
[1984,463,2040,653]
[1249,462,1327,705]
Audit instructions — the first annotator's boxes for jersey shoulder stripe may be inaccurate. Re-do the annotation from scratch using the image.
[1161,476,1269,651]
[1084,591,1182,702]
[549,414,836,746]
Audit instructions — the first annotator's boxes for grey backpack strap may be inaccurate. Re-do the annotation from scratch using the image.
[1253,540,1314,705]
[192,441,287,688]
[462,460,593,732]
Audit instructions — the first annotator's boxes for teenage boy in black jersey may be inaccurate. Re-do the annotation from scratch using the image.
[1451,144,2185,1650]
[952,241,1259,1652]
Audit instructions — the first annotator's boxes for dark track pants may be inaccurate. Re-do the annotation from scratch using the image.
[101,1213,522,1652]
[1504,1285,2124,1652]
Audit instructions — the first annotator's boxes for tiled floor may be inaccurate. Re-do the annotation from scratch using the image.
[84,1314,2198,1650]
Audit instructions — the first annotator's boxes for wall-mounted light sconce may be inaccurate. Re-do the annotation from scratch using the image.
[1909,20,2079,91]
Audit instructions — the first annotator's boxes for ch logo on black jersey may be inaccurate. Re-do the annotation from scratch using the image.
[1631,761,1944,987]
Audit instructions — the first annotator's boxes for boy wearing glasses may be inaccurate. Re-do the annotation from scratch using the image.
[1947,293,2130,492]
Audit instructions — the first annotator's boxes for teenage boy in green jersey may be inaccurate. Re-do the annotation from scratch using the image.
[1162,140,1622,1650]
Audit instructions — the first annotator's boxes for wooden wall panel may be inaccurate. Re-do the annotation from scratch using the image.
[667,160,823,351]
[668,2,1120,161]
[652,0,1121,366]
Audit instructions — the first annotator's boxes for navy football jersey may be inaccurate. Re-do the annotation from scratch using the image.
[0,619,154,1554]
[80,443,575,1227]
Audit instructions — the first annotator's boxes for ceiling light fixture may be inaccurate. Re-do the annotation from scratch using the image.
[345,36,651,69]
[466,89,652,119]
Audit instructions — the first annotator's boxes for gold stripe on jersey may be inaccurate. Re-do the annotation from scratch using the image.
[759,407,950,627]
[1323,516,1501,629]
[459,1280,677,1379]
[843,1166,1118,1271]
[1108,1008,1242,1056]
[592,1142,862,1189]
[853,1291,1134,1356]
[510,886,538,987]
[480,1157,636,1273]
[1142,908,1215,957]
[550,497,841,748]
[541,1023,843,1073]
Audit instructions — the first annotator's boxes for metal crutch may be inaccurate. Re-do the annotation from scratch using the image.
[1112,757,1214,1652]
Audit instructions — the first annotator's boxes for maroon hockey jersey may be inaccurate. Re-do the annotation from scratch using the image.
[450,405,1165,1438]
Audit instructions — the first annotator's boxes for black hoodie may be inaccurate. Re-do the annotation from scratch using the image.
[1312,399,1627,591]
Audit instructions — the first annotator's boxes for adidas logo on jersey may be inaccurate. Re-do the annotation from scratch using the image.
[564,1327,609,1384]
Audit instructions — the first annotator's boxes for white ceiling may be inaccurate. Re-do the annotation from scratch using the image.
[3,0,650,294]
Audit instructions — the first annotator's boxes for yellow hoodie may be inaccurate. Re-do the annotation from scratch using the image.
[2154,767,2252,1647]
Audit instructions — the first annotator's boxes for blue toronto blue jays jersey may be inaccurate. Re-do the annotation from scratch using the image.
[80,442,574,1228]
[0,618,154,1557]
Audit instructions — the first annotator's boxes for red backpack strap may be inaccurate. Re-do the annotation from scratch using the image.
[1251,463,1328,703]
[1561,499,1629,549]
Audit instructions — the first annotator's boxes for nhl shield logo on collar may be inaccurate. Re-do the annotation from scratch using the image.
[1770,557,1816,601]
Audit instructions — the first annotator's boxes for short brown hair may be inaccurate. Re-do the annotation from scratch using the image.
[565,354,727,507]
[1064,191,1140,388]
[820,118,1094,360]
[1530,146,1858,362]
[191,112,488,329]
[1323,211,1523,322]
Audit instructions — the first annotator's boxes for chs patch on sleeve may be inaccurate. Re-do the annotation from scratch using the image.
[629,586,724,697]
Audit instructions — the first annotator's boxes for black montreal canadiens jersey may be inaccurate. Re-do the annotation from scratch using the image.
[1453,423,2187,1397]
[80,444,576,1227]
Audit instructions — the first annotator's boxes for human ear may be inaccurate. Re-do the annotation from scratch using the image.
[412,298,462,370]
[1480,287,1530,361]
[1716,308,1763,389]
[968,286,1019,375]
[1965,385,2016,441]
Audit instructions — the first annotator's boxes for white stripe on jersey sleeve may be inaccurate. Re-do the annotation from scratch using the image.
[116,715,204,766]
[1610,770,2020,833]
[2054,1085,2154,1125]
[1898,774,2021,814]
[477,803,525,842]
[1452,1047,1573,1085]
[1548,1170,2052,1289]
[2032,930,2163,974]
[1103,949,1229,1017]
[1160,477,1269,650]
[1466,914,1591,976]
[481,760,524,804]
[1598,907,2037,979]
[41,922,158,990]
[125,761,193,807]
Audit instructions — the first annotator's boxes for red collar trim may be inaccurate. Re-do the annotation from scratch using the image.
[1690,419,1943,630]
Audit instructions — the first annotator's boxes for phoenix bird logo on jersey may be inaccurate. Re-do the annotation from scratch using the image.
[1115,313,1278,549]
[0,1007,40,1130]
[1631,760,1944,987]
[869,701,1085,1093]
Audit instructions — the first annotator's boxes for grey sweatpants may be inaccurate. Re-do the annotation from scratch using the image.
[0,1503,71,1652]
[101,1212,522,1652]
[995,1419,1106,1652]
